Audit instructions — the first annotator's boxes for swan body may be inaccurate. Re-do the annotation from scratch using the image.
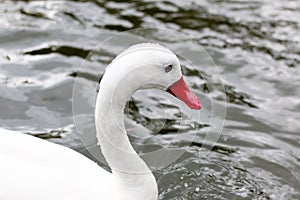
[0,43,201,200]
[0,128,112,200]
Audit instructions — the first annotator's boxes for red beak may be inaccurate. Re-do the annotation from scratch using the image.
[166,76,201,110]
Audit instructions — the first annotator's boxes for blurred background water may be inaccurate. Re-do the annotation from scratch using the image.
[0,0,300,199]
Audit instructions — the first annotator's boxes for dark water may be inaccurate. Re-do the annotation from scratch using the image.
[1,0,300,199]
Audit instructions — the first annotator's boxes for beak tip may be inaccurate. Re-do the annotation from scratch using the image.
[191,100,201,110]
[197,100,202,110]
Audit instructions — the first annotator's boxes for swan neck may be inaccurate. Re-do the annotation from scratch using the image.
[94,70,151,174]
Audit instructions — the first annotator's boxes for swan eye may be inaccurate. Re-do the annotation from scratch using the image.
[165,64,173,73]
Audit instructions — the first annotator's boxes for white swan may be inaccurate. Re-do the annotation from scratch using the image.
[0,43,201,200]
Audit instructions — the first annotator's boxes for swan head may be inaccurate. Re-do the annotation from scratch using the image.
[104,43,201,110]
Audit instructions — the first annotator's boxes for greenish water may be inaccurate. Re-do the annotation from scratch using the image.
[0,0,300,199]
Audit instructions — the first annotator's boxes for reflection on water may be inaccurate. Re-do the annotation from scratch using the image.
[0,0,300,199]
